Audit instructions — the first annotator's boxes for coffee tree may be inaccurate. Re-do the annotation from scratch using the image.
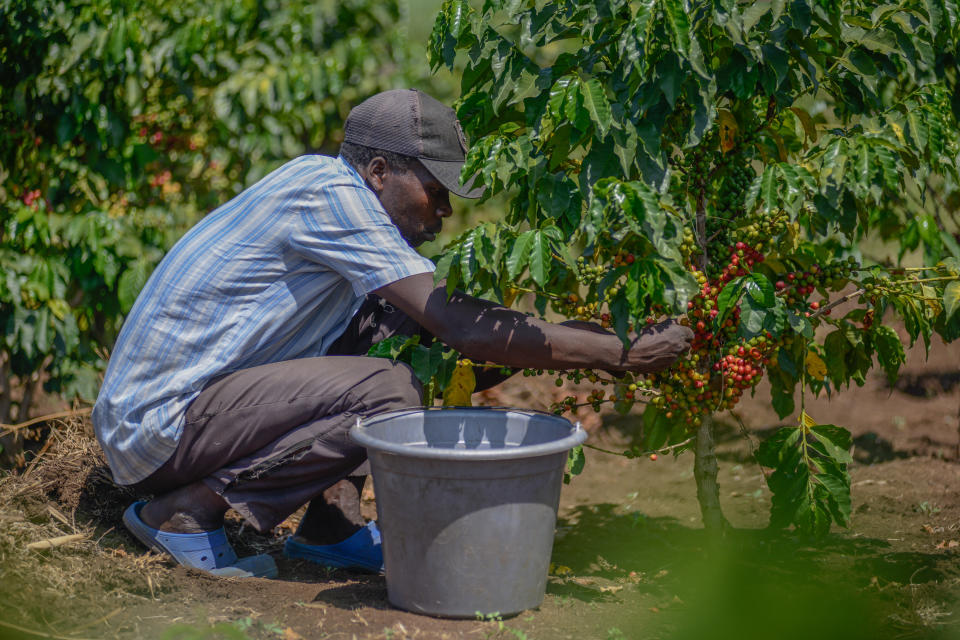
[427,0,960,535]
[0,0,420,462]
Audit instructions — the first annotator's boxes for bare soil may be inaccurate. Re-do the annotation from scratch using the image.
[1,328,959,640]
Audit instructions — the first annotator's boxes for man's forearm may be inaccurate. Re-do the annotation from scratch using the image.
[427,291,628,371]
[373,273,692,374]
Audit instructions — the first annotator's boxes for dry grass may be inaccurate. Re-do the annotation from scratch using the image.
[0,415,174,633]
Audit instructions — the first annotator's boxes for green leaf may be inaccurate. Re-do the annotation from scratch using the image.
[745,273,775,307]
[661,0,691,56]
[742,1,771,33]
[846,48,878,76]
[873,325,905,385]
[755,426,801,467]
[823,330,849,385]
[659,261,699,313]
[434,249,458,283]
[528,231,552,287]
[643,405,670,450]
[507,230,535,279]
[367,334,421,360]
[581,78,612,137]
[786,310,813,338]
[117,259,152,313]
[943,280,960,319]
[716,277,746,321]
[564,445,585,484]
[760,165,779,212]
[810,424,854,464]
[411,342,444,385]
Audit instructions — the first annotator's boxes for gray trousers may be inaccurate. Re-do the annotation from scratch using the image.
[134,296,427,532]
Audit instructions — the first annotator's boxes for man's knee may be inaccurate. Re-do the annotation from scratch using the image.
[356,358,423,413]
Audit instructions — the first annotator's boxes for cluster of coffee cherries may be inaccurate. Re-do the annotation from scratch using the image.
[707,241,767,283]
[738,210,790,251]
[642,248,781,425]
[536,234,873,438]
[558,293,601,322]
[709,337,778,410]
[575,255,611,286]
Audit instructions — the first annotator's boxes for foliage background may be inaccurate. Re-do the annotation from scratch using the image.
[0,0,459,435]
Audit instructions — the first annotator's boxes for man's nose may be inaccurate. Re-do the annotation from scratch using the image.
[436,194,453,218]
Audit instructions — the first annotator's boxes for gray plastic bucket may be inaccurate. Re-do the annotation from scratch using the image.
[350,407,586,618]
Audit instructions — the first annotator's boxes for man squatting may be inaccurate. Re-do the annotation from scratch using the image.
[93,89,694,577]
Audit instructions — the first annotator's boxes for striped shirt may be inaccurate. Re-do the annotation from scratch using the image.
[92,155,435,485]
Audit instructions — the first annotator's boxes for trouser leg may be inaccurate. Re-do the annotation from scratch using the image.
[136,355,422,533]
[299,295,430,535]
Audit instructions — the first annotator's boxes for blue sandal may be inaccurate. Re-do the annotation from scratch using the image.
[284,521,384,573]
[123,501,278,578]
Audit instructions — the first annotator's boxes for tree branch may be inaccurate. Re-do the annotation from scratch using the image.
[808,288,866,320]
[0,407,93,438]
[0,354,11,424]
[17,373,38,424]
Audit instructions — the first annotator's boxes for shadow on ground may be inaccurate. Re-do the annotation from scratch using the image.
[549,503,960,640]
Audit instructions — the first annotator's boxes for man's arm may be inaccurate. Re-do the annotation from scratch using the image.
[373,273,693,373]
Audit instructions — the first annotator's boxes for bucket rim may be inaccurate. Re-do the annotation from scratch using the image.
[350,406,587,460]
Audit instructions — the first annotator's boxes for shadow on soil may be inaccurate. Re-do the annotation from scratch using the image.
[550,503,960,640]
[892,370,960,397]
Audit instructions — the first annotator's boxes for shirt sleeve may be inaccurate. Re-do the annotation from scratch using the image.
[290,178,436,296]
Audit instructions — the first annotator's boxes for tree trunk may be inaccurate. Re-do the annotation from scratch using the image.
[0,355,11,424]
[16,373,37,423]
[0,356,25,468]
[694,414,729,532]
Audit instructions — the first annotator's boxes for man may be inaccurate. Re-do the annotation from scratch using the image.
[93,89,693,578]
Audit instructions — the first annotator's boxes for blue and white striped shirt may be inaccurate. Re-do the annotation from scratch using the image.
[92,155,435,485]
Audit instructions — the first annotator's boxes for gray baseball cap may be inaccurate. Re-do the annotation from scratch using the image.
[343,89,484,199]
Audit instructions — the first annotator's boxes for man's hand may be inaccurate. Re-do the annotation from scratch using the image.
[561,318,693,373]
[619,320,694,373]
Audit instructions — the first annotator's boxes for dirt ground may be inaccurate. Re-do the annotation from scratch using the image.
[1,327,960,640]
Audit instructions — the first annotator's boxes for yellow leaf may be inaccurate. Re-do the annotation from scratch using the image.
[785,221,801,252]
[805,350,827,378]
[890,121,905,144]
[800,410,817,429]
[549,562,573,576]
[442,360,476,406]
[47,298,70,321]
[718,109,738,153]
[503,286,519,308]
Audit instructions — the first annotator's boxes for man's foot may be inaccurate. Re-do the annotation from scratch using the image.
[126,482,276,578]
[139,480,230,533]
[123,501,278,578]
[294,477,367,545]
[283,477,381,573]
[284,521,383,573]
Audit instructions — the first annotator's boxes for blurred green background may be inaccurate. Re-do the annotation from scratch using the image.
[0,0,487,431]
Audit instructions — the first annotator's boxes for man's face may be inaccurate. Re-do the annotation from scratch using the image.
[376,161,453,248]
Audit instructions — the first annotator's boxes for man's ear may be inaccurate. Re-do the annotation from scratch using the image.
[365,156,388,193]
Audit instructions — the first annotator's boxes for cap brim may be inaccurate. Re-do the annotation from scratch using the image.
[419,158,486,199]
